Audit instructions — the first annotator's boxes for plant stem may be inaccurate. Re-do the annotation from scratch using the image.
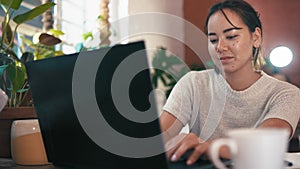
[6,24,19,50]
[18,81,29,106]
[0,4,11,47]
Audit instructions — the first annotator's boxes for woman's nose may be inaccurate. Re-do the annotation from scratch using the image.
[216,39,228,52]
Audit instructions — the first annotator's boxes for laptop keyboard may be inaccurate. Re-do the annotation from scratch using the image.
[167,159,216,169]
[167,157,231,169]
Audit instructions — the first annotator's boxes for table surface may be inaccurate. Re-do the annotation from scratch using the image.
[1,153,300,169]
[0,158,66,169]
[0,158,216,169]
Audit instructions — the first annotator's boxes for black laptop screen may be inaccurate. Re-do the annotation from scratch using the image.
[25,41,169,169]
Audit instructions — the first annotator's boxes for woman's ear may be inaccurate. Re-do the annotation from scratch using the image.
[253,27,262,48]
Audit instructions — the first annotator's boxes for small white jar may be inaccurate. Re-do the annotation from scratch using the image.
[11,119,49,165]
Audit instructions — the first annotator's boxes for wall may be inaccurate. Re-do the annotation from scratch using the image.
[183,0,216,67]
[247,0,300,87]
[128,0,184,61]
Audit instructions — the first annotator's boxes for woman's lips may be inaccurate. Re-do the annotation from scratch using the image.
[220,57,234,64]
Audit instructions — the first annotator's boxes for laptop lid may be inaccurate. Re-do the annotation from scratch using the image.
[25,41,169,169]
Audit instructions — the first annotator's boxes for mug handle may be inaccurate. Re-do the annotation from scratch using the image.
[209,138,237,169]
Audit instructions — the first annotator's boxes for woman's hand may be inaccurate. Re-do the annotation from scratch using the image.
[165,133,210,165]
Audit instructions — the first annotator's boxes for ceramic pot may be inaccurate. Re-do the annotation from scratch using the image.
[0,107,37,157]
[11,119,48,165]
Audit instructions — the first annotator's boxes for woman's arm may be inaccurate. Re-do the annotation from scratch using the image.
[258,118,293,137]
[159,111,184,143]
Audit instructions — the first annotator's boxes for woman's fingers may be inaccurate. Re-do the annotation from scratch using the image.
[166,133,208,164]
[165,133,187,159]
[186,142,210,165]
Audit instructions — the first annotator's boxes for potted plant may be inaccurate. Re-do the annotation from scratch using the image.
[151,47,190,98]
[0,0,56,157]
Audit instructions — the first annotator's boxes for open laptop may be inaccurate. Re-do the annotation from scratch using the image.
[25,41,217,169]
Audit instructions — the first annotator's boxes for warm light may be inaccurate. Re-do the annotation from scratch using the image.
[269,46,293,67]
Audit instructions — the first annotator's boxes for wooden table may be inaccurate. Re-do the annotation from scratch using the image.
[0,158,67,169]
[0,158,216,169]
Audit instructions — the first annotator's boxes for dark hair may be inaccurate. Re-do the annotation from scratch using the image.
[204,0,265,70]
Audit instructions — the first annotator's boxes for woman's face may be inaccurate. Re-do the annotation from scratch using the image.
[207,9,261,75]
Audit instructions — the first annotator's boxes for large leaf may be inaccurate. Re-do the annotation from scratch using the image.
[0,65,8,78]
[0,0,22,10]
[13,2,55,25]
[6,63,26,94]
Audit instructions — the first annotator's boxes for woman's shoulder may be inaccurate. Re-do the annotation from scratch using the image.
[261,71,300,92]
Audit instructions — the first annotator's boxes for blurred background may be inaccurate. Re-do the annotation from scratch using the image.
[1,0,299,87]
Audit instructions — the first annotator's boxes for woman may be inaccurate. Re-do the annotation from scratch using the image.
[160,0,300,165]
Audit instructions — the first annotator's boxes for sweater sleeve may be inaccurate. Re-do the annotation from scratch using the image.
[262,84,300,136]
[163,72,195,126]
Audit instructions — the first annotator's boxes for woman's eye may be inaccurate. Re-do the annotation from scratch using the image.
[209,39,218,44]
[227,35,238,40]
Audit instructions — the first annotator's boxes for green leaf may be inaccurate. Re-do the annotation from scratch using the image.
[3,48,19,62]
[6,63,26,94]
[48,29,64,37]
[0,0,22,10]
[98,14,106,21]
[82,32,93,41]
[13,2,55,25]
[0,65,8,78]
[152,75,158,88]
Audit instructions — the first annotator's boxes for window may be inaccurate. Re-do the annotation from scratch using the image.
[54,0,128,54]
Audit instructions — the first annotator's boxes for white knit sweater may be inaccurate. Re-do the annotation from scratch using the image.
[163,69,300,141]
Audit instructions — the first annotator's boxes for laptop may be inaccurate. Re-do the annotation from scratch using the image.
[25,41,218,169]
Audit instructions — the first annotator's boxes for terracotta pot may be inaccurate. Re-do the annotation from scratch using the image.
[0,107,37,157]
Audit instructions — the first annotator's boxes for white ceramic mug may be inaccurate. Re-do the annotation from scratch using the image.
[11,119,49,165]
[210,128,289,169]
